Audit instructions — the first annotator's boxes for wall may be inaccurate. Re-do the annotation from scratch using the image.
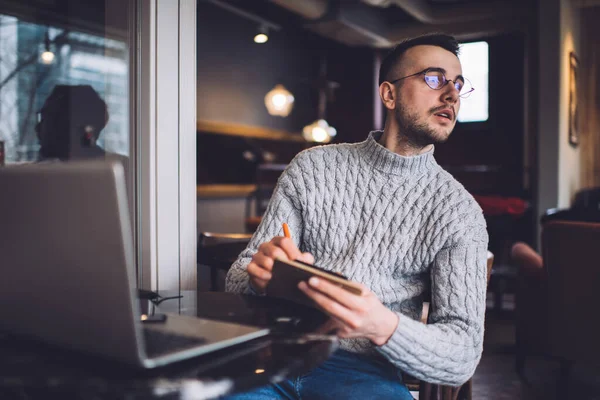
[558,0,581,207]
[197,197,249,233]
[196,1,376,236]
[196,1,375,138]
[537,0,582,228]
[580,7,600,188]
[434,33,527,198]
[197,2,316,133]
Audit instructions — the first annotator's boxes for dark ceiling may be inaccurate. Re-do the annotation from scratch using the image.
[209,0,420,29]
[203,0,537,48]
[201,0,537,48]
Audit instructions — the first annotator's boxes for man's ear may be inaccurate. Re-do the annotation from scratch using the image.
[379,82,396,111]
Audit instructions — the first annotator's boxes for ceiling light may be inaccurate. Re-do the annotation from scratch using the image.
[207,1,280,44]
[254,25,269,44]
[264,84,294,117]
[303,119,337,143]
[39,31,55,65]
[40,51,55,64]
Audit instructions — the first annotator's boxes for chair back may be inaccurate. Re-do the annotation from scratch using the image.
[542,220,600,364]
[486,250,494,282]
[197,232,253,291]
[244,164,287,232]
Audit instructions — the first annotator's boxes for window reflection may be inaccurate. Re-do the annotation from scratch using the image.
[0,14,128,163]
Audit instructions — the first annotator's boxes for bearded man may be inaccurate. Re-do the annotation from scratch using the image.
[225,33,489,400]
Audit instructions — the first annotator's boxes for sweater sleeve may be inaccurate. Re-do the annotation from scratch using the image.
[224,161,306,295]
[377,218,489,387]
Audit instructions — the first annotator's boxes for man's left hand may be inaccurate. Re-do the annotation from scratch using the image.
[298,277,399,346]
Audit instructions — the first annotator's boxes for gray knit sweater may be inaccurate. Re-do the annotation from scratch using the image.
[225,131,489,386]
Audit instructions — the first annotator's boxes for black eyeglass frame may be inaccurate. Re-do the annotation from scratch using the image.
[387,67,475,98]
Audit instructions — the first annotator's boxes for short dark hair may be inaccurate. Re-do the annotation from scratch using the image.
[378,33,460,86]
[38,85,109,160]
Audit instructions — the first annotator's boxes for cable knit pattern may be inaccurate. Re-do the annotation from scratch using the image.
[225,131,488,386]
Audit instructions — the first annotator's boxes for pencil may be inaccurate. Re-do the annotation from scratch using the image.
[282,223,291,239]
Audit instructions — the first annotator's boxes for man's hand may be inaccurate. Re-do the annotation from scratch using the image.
[247,237,314,294]
[298,277,399,346]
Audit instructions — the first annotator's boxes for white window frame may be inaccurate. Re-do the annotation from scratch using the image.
[137,0,197,291]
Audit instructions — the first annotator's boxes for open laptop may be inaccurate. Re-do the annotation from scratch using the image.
[0,160,269,368]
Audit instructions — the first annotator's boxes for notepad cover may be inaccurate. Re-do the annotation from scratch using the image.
[266,258,362,308]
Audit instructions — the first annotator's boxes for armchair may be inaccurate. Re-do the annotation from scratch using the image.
[514,221,600,392]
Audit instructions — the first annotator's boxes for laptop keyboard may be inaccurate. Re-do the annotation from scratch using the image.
[143,327,207,358]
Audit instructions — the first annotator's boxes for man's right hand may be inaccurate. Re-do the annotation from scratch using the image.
[247,236,314,294]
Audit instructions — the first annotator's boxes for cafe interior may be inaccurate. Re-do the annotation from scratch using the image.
[0,0,599,398]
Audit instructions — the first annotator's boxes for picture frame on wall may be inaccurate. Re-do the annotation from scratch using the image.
[569,52,580,147]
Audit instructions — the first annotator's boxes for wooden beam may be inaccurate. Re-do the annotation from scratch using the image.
[197,120,306,143]
[197,184,257,198]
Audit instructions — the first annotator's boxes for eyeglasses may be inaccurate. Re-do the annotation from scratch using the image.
[388,68,475,99]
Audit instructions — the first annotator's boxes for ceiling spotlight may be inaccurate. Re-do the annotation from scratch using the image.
[254,25,269,44]
[39,31,55,65]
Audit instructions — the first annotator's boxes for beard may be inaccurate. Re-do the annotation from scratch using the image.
[395,103,452,148]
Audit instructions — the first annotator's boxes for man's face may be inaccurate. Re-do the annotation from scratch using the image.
[391,45,463,147]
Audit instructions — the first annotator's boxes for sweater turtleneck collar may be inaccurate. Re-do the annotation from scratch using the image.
[357,131,438,176]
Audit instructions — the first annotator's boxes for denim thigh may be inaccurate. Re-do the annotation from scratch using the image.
[298,349,414,400]
[220,379,298,400]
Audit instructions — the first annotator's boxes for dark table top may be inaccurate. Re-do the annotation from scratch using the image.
[0,291,337,400]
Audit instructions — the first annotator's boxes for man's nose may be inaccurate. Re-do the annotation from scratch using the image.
[442,82,459,104]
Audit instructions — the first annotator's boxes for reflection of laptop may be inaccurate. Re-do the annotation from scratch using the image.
[0,161,268,368]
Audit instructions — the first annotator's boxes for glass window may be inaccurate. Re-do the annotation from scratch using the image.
[0,3,130,171]
[0,0,138,274]
[457,41,489,123]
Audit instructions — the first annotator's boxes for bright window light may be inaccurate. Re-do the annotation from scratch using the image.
[457,41,489,123]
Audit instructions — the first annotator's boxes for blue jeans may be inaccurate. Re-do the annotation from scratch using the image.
[222,349,414,400]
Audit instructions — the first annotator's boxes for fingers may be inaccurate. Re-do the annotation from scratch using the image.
[247,261,271,281]
[270,237,303,261]
[298,281,360,330]
[298,252,315,264]
[246,241,289,285]
[252,251,276,273]
[247,236,313,293]
[247,262,269,293]
[256,237,300,264]
[305,277,366,310]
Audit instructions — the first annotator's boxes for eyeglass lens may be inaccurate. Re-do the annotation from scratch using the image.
[424,70,472,98]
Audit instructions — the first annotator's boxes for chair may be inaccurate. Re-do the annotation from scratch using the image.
[514,221,600,394]
[197,232,252,292]
[244,163,287,232]
[414,250,494,400]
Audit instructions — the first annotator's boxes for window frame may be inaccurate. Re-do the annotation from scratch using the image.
[136,0,196,291]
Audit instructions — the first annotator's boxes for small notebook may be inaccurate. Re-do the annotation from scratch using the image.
[266,258,363,308]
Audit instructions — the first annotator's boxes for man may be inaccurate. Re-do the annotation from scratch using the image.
[36,85,109,161]
[225,33,489,399]
[35,84,129,182]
